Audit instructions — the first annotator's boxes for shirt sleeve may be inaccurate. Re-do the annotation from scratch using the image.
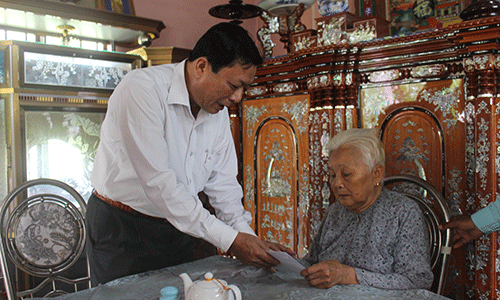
[355,202,434,290]
[472,196,500,234]
[109,69,243,252]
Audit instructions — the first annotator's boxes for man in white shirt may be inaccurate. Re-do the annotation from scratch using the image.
[86,22,294,285]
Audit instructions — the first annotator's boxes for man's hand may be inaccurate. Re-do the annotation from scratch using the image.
[228,232,295,271]
[439,215,484,248]
[300,260,358,289]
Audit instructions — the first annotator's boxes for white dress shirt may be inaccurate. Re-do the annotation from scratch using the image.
[91,60,254,252]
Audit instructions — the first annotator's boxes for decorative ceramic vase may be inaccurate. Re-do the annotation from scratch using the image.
[258,0,316,15]
[317,0,349,17]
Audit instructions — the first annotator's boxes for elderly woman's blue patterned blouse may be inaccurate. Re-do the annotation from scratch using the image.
[304,188,434,290]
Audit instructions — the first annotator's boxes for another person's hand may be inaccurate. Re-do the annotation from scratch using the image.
[229,232,295,271]
[439,215,484,248]
[300,260,358,289]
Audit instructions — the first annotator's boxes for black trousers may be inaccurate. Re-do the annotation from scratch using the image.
[85,193,195,286]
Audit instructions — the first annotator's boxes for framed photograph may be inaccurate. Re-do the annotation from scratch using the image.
[96,0,135,15]
[386,0,466,36]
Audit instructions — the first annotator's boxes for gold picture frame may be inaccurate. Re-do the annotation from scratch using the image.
[96,0,135,15]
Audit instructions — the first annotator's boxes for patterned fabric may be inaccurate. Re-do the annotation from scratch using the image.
[304,188,434,290]
[43,256,450,300]
[14,202,79,267]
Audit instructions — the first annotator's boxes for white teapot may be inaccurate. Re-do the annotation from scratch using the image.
[179,272,242,300]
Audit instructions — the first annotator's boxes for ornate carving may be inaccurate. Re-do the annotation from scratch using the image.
[242,96,311,256]
[347,23,376,44]
[257,3,307,58]
[419,81,463,129]
[368,70,400,82]
[257,11,279,59]
[307,109,331,243]
[317,16,346,46]
[246,86,267,97]
[273,82,298,93]
[411,64,446,78]
[294,35,315,52]
[476,117,490,190]
[474,54,492,70]
[307,75,331,89]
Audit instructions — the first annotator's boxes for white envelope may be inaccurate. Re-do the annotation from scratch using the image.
[268,250,310,274]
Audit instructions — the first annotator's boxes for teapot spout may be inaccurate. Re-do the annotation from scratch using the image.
[179,273,193,296]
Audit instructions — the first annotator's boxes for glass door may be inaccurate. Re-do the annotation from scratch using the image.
[24,109,105,202]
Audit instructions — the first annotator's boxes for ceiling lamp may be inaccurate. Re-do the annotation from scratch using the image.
[209,0,263,24]
[56,24,75,46]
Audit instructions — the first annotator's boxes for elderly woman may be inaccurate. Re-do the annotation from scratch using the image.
[301,128,433,290]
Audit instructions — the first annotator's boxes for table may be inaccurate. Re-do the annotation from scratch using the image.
[47,255,451,300]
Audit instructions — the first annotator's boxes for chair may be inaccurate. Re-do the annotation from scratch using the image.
[383,174,452,295]
[0,178,91,299]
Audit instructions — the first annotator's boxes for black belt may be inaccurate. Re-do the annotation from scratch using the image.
[93,190,166,222]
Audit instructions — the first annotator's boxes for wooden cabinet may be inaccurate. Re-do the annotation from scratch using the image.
[0,40,142,198]
[237,15,500,300]
[0,0,165,48]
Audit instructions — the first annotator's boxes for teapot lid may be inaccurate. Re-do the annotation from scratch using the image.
[194,272,227,290]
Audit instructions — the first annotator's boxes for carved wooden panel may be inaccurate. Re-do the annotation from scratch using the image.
[308,108,334,239]
[255,119,298,250]
[381,109,444,191]
[464,53,500,299]
[241,95,310,256]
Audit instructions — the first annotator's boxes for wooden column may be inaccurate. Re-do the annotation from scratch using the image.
[468,53,500,299]
[307,73,335,238]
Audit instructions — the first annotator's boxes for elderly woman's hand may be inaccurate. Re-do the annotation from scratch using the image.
[300,260,358,289]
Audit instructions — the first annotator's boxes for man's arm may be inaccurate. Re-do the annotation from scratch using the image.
[439,215,483,248]
[440,196,500,248]
[471,197,500,234]
[229,232,295,271]
[200,113,296,269]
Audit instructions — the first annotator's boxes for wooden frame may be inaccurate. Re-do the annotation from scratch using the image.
[386,0,467,35]
[0,0,164,47]
[96,0,135,15]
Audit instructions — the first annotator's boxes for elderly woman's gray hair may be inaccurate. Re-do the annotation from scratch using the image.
[325,128,385,170]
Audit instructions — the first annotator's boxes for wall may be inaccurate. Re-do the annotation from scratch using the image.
[132,0,353,57]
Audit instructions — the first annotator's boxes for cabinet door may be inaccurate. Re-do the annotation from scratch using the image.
[360,78,466,210]
[242,95,310,256]
[24,109,105,201]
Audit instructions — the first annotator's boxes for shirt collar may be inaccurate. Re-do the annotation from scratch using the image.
[166,59,190,107]
[359,188,386,215]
